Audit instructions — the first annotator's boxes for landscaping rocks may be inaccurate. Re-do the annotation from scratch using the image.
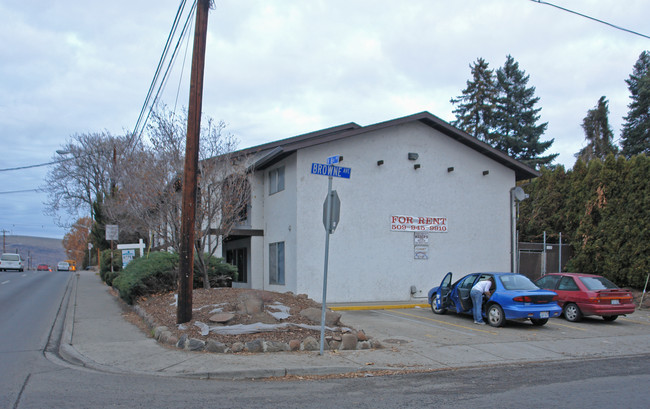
[299,307,341,326]
[130,288,382,354]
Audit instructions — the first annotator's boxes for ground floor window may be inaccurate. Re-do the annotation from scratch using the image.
[269,242,285,285]
[226,248,247,283]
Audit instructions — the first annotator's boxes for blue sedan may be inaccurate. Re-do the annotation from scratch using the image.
[428,272,562,327]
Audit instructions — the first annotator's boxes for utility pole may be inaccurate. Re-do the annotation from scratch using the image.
[1,229,8,253]
[177,0,210,324]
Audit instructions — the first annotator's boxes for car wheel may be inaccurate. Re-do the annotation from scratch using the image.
[430,302,447,315]
[602,315,618,322]
[486,304,505,327]
[530,318,548,326]
[563,303,582,322]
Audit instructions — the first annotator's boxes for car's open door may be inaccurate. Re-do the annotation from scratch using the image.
[457,274,477,311]
[435,272,453,310]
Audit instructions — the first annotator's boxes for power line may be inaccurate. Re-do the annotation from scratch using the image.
[138,1,198,139]
[0,188,43,195]
[530,0,650,40]
[0,157,73,172]
[132,0,194,139]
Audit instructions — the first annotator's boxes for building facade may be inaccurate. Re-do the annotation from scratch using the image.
[221,112,538,303]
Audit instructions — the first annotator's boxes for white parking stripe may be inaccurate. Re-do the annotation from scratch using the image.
[1,280,10,285]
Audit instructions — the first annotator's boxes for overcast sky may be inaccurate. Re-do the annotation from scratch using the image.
[1,0,648,239]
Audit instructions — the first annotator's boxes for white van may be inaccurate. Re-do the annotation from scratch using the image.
[0,253,24,272]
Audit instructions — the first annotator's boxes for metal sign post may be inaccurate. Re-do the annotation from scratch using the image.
[310,158,349,355]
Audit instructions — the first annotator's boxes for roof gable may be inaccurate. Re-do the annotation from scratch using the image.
[238,112,540,180]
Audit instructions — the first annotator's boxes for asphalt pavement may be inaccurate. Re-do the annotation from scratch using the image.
[55,270,650,380]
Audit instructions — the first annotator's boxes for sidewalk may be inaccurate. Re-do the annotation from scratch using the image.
[57,270,650,380]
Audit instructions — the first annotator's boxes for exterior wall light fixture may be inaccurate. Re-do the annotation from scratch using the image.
[408,152,419,161]
[414,164,421,170]
[377,160,384,166]
[483,170,490,176]
[447,167,454,172]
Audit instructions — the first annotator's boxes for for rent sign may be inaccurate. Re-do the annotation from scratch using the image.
[391,215,448,232]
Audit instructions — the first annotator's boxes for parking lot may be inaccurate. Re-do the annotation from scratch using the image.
[335,305,650,370]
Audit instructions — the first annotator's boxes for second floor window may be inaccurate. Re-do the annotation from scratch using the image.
[269,167,285,195]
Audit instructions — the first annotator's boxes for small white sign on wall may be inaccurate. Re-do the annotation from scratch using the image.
[414,246,429,260]
[414,232,429,245]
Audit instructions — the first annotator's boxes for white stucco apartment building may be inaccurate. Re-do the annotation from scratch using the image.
[220,112,539,303]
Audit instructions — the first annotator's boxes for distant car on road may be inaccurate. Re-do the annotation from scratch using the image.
[534,273,635,322]
[429,272,562,327]
[57,261,70,271]
[0,253,24,272]
[37,264,52,272]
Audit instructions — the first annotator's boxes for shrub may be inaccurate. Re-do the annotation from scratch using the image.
[99,249,122,285]
[112,251,178,304]
[193,254,239,288]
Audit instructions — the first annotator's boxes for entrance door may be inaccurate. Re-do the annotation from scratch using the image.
[226,248,247,284]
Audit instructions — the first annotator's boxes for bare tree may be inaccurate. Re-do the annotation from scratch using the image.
[43,132,138,228]
[105,107,250,287]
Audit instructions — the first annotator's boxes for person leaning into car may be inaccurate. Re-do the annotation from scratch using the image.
[470,277,495,325]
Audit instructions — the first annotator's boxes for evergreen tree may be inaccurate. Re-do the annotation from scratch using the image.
[621,51,650,157]
[494,55,556,169]
[450,58,498,144]
[576,96,618,162]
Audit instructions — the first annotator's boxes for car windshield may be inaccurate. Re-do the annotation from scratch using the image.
[2,255,19,261]
[579,276,618,290]
[498,274,539,290]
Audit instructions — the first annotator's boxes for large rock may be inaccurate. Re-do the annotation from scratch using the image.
[245,339,264,353]
[340,333,358,350]
[209,313,235,323]
[205,339,227,353]
[302,336,319,351]
[187,338,205,351]
[300,307,341,326]
[265,341,289,352]
[240,294,264,314]
[176,334,189,349]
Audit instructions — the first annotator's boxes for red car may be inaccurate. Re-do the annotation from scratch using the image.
[37,264,52,272]
[535,273,635,322]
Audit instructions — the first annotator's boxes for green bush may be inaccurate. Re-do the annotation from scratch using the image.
[193,254,239,288]
[110,251,239,304]
[112,251,178,304]
[99,249,122,285]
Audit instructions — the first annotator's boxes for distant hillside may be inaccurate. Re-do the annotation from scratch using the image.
[2,235,66,269]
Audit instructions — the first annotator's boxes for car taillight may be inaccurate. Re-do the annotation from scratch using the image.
[551,295,559,302]
[513,296,532,302]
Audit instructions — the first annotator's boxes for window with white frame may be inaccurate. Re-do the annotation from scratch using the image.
[269,167,285,195]
[269,241,285,285]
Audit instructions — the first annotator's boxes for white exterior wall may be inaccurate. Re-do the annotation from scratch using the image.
[261,156,299,294]
[290,122,514,302]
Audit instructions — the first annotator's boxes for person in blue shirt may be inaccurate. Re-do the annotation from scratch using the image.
[470,277,495,324]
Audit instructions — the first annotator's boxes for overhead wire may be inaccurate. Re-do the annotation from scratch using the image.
[132,0,194,140]
[139,0,197,135]
[530,0,650,40]
[174,10,196,113]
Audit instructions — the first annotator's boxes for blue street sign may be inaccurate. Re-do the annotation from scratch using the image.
[311,163,351,179]
[327,155,340,165]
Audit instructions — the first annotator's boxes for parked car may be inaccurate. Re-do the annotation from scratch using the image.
[0,253,24,272]
[37,264,52,272]
[57,261,70,271]
[428,272,562,327]
[534,273,635,322]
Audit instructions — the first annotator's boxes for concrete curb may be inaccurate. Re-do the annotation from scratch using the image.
[330,303,429,311]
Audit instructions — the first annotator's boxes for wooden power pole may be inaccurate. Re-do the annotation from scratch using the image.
[177,0,210,324]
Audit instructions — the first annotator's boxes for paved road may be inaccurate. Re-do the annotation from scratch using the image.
[0,269,72,408]
[2,269,650,408]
